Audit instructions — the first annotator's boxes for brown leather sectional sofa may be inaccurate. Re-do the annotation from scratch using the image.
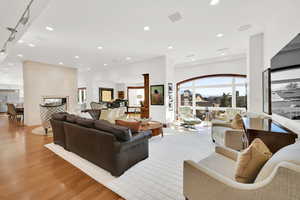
[50,112,151,177]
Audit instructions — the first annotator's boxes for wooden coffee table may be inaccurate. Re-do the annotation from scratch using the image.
[141,121,163,137]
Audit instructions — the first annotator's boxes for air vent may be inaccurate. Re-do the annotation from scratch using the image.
[168,12,183,23]
[238,24,252,32]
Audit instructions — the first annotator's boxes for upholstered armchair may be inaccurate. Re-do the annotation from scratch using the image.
[183,144,300,200]
[178,107,201,125]
[211,121,247,151]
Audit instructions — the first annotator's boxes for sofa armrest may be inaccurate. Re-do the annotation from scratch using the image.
[183,160,300,200]
[115,130,151,152]
[215,146,239,161]
[224,129,246,151]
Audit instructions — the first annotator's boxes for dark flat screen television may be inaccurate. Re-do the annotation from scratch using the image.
[271,33,300,120]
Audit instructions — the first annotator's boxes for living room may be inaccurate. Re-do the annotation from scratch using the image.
[0,0,300,200]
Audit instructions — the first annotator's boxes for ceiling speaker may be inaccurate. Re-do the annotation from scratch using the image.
[168,12,182,23]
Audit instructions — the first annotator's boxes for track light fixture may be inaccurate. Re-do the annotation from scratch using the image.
[20,9,30,25]
[0,49,6,55]
[0,0,34,54]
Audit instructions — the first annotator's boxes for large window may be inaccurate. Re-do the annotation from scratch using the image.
[177,75,247,118]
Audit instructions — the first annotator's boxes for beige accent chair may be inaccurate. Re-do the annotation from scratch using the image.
[99,107,127,124]
[211,121,246,151]
[183,143,300,200]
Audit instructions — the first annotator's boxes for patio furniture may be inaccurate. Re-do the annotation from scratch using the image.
[178,107,202,127]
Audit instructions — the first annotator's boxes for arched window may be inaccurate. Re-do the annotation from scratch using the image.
[177,74,247,119]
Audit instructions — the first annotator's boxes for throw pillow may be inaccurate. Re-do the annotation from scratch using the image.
[235,138,273,183]
[231,114,244,129]
[94,120,132,141]
[76,117,95,128]
[115,120,141,133]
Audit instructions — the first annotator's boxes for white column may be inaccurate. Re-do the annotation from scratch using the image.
[247,33,264,113]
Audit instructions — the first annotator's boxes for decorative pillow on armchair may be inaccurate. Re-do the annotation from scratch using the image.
[115,120,141,133]
[231,114,244,129]
[235,138,272,183]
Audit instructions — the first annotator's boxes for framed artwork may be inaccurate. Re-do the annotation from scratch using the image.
[271,66,300,120]
[150,85,164,105]
[168,83,173,111]
[99,88,114,102]
[262,68,271,115]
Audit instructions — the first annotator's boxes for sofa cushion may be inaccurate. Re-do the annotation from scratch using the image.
[199,152,236,180]
[231,114,243,129]
[115,120,141,133]
[255,142,300,182]
[52,112,68,121]
[235,138,272,183]
[66,114,78,123]
[76,117,95,128]
[94,120,132,141]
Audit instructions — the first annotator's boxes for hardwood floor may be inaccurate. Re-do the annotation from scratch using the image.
[0,115,124,200]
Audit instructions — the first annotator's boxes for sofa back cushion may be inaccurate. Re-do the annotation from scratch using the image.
[94,120,132,141]
[255,142,300,182]
[235,138,272,183]
[115,120,141,133]
[66,114,78,123]
[76,117,95,128]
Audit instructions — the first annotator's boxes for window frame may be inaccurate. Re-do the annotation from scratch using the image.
[176,74,247,116]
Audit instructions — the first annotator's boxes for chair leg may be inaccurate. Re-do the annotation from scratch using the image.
[44,128,48,135]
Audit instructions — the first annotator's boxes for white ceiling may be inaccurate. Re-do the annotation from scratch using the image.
[2,0,272,71]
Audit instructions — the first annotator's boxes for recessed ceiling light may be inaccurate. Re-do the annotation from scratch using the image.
[221,52,226,56]
[210,0,220,6]
[45,26,54,31]
[191,58,196,61]
[18,40,24,44]
[168,46,174,50]
[126,57,132,60]
[17,54,23,58]
[28,43,35,47]
[59,62,63,65]
[97,46,103,50]
[87,68,91,71]
[74,56,79,59]
[104,63,108,66]
[0,52,5,56]
[144,26,150,31]
[216,33,224,38]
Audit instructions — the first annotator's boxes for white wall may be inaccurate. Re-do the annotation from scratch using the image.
[262,0,300,134]
[109,56,167,122]
[78,69,117,105]
[174,56,247,83]
[23,61,78,126]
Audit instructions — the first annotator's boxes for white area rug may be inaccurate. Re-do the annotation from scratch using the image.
[45,128,214,200]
